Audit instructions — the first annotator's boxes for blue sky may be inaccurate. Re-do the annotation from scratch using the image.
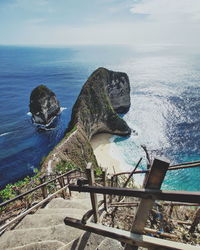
[0,0,200,46]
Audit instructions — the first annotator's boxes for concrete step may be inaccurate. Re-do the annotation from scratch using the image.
[70,192,91,200]
[58,232,105,250]
[15,213,70,229]
[7,240,65,250]
[71,192,103,202]
[45,197,91,210]
[96,238,123,250]
[0,224,84,249]
[36,207,87,218]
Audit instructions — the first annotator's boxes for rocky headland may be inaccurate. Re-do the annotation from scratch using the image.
[41,67,131,173]
[30,85,60,125]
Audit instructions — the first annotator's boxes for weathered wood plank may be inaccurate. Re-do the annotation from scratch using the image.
[102,168,108,211]
[64,217,199,250]
[68,185,200,203]
[144,227,177,239]
[40,176,48,199]
[86,163,99,223]
[125,158,169,250]
[135,158,169,229]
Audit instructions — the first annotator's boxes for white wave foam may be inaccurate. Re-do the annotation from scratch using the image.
[30,107,67,128]
[0,132,11,137]
[47,160,52,175]
[60,107,67,112]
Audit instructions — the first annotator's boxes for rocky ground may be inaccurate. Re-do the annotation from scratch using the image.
[102,196,200,246]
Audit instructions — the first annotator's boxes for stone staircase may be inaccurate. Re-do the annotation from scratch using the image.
[0,193,123,250]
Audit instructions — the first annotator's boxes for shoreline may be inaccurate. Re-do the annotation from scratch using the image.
[91,133,132,173]
[91,133,143,187]
[91,133,123,174]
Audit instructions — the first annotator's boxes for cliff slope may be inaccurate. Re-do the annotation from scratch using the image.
[42,67,131,173]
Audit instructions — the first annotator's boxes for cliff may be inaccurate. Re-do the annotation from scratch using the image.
[42,67,131,173]
[30,85,60,125]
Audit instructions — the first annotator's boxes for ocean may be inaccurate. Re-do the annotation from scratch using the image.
[0,45,199,191]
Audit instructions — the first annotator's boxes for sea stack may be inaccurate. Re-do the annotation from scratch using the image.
[29,85,60,125]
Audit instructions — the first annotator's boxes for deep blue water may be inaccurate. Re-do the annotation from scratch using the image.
[0,45,199,191]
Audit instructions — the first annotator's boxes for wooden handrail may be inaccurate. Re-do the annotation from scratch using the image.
[64,217,199,250]
[112,160,200,177]
[110,201,200,207]
[0,184,69,233]
[171,160,200,167]
[0,169,84,208]
[69,185,200,203]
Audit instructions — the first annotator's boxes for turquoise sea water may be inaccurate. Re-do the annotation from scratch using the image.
[0,45,199,190]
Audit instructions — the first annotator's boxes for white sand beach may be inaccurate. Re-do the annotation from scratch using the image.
[91,133,127,174]
[91,133,143,187]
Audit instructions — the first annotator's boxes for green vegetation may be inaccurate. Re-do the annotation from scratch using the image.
[0,169,41,203]
[95,166,103,177]
[53,160,78,174]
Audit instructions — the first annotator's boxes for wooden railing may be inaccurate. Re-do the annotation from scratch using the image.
[0,169,85,234]
[65,158,200,250]
[111,159,200,177]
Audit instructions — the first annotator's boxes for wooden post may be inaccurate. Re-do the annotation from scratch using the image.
[67,176,72,196]
[102,168,108,212]
[125,157,170,250]
[58,176,66,199]
[40,177,47,199]
[86,163,99,223]
[189,208,200,233]
[110,176,114,203]
[169,203,174,217]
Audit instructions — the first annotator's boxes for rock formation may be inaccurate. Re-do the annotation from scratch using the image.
[30,85,60,125]
[42,68,131,173]
[105,69,130,113]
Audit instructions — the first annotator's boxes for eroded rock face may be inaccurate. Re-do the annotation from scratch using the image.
[30,85,60,125]
[106,70,130,113]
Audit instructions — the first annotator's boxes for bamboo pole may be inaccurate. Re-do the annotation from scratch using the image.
[123,158,142,188]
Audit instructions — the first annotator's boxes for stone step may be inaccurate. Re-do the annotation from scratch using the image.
[0,224,84,249]
[96,238,123,250]
[15,213,73,229]
[71,192,103,202]
[70,192,91,200]
[7,240,65,250]
[58,232,105,250]
[45,197,91,210]
[36,207,87,218]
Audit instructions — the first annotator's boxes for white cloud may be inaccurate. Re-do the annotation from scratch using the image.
[130,0,200,22]
[1,0,200,46]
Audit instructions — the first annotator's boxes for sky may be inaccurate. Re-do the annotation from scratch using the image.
[0,0,200,46]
